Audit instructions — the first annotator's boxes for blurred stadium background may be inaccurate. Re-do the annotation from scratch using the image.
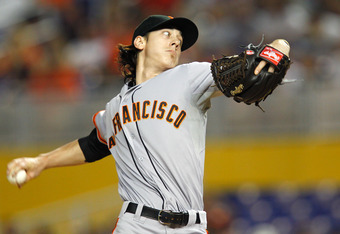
[1,0,340,233]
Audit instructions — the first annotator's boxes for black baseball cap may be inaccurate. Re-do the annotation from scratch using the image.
[132,15,199,51]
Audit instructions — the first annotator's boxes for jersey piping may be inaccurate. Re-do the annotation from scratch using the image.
[121,126,165,208]
[92,111,107,144]
[132,89,171,192]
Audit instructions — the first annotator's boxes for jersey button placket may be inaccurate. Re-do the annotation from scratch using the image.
[120,90,145,162]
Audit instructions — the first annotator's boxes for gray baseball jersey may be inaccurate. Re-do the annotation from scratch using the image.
[93,62,218,212]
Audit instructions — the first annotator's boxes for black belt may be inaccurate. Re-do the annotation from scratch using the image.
[125,202,201,227]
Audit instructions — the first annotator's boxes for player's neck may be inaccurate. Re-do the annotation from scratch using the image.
[135,50,178,85]
[135,62,166,85]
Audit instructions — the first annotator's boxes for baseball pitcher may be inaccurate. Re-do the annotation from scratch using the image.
[7,15,291,233]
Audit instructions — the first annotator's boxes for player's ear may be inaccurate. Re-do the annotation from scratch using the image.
[134,36,146,50]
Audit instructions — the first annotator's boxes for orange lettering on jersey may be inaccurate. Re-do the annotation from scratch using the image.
[166,104,178,123]
[122,105,131,124]
[108,135,116,149]
[113,113,122,135]
[151,100,158,119]
[119,100,186,129]
[156,101,167,119]
[142,100,150,119]
[174,110,186,128]
[115,113,122,132]
[133,102,141,122]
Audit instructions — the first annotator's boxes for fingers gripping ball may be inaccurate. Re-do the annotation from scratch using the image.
[211,39,291,111]
[7,170,27,185]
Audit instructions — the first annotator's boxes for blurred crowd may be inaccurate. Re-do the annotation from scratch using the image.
[6,181,340,234]
[205,181,340,234]
[0,0,340,104]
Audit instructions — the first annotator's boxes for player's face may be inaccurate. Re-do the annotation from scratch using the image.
[144,28,183,70]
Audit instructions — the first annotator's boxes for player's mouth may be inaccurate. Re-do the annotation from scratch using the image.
[166,49,178,56]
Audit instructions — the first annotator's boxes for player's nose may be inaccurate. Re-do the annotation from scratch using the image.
[169,29,182,50]
[171,39,181,49]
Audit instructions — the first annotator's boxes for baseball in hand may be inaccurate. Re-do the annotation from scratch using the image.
[7,170,27,185]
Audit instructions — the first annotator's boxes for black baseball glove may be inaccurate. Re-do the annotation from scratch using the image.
[211,40,291,111]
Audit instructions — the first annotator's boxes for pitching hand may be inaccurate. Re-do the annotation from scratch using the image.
[7,157,45,187]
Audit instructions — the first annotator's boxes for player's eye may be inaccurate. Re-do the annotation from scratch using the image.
[163,31,170,37]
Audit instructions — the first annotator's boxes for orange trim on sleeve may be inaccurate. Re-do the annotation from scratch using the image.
[112,218,119,233]
[92,111,107,144]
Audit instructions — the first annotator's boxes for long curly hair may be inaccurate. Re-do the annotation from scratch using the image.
[118,44,139,86]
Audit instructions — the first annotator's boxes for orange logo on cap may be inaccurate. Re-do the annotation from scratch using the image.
[168,16,174,19]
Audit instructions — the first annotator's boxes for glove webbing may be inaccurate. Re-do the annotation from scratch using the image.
[213,55,245,95]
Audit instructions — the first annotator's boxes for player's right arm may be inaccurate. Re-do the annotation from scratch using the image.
[6,140,86,187]
[7,128,111,187]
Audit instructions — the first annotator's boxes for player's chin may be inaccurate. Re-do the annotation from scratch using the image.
[166,63,178,71]
[167,58,180,69]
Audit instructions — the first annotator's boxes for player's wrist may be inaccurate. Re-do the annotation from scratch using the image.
[36,153,51,170]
